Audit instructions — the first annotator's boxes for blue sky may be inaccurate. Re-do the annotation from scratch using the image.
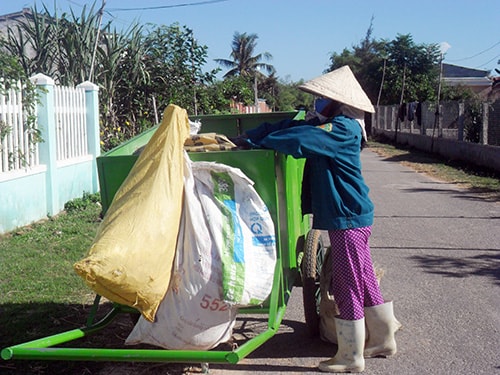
[3,0,499,81]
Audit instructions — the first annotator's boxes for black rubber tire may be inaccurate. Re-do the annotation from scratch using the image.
[301,229,325,337]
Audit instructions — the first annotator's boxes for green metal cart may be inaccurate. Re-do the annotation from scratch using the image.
[1,111,326,366]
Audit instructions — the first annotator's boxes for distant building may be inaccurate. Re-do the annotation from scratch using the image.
[230,98,271,114]
[442,63,492,97]
[0,8,38,60]
[0,8,32,33]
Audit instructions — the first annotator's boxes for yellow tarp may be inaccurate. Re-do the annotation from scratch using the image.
[74,104,189,322]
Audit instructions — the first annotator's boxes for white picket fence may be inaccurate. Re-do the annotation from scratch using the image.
[54,85,88,162]
[1,74,101,234]
[0,81,39,172]
[0,81,89,173]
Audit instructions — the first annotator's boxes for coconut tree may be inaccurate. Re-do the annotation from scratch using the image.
[215,31,275,109]
[215,31,275,78]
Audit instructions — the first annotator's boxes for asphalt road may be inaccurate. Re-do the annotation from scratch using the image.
[207,149,500,375]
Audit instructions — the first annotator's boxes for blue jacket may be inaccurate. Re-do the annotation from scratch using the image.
[246,115,374,230]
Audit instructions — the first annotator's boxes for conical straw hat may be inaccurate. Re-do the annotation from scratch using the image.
[299,66,375,113]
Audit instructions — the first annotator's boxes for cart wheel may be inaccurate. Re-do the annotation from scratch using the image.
[301,229,326,336]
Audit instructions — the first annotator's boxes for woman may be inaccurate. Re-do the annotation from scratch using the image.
[236,66,400,373]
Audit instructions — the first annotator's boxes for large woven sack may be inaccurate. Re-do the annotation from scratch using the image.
[192,161,277,306]
[74,104,189,322]
[126,156,277,349]
[125,155,238,350]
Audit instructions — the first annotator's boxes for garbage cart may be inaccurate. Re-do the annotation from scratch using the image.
[1,110,326,365]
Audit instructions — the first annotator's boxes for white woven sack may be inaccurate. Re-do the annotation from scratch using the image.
[192,161,276,306]
[125,153,237,350]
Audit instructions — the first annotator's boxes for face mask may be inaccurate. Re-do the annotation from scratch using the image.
[314,98,333,114]
[305,110,328,122]
[314,98,334,122]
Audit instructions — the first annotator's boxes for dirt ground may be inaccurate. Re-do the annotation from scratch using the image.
[1,300,291,375]
[1,302,212,375]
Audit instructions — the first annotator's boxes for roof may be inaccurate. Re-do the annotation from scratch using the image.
[0,8,32,22]
[442,63,489,78]
[442,63,492,92]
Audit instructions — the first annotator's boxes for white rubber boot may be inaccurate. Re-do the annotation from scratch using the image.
[318,318,365,373]
[363,301,401,358]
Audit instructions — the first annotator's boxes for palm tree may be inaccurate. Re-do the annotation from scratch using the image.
[216,32,275,111]
[215,31,275,78]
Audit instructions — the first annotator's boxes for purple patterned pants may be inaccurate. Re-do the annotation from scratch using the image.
[328,226,384,320]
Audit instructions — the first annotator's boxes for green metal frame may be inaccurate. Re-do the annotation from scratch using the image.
[2,111,310,364]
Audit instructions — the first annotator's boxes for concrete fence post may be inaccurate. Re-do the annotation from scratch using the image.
[481,102,489,145]
[457,102,465,141]
[438,104,443,138]
[30,73,58,215]
[421,103,426,135]
[383,106,387,130]
[390,106,396,131]
[77,81,100,192]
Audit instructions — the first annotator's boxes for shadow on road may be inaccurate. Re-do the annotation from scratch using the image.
[409,253,500,286]
[209,316,333,373]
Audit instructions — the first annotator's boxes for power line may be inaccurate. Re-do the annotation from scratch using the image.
[107,0,228,12]
[447,40,500,62]
[476,53,500,68]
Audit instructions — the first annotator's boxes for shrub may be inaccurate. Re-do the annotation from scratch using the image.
[64,192,101,213]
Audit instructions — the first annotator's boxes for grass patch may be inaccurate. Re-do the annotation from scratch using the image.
[0,194,101,347]
[0,195,101,305]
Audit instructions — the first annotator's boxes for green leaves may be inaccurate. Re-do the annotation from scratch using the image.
[327,19,442,106]
[215,31,275,78]
[1,4,223,151]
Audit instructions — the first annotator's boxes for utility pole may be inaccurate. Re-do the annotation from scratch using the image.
[376,58,386,107]
[395,63,406,142]
[254,71,259,113]
[191,35,198,116]
[431,42,451,152]
[253,66,261,113]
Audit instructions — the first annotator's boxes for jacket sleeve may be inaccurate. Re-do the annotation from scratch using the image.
[256,121,359,159]
[246,117,321,144]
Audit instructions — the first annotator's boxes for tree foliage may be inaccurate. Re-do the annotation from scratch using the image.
[326,19,442,106]
[0,45,27,85]
[215,32,275,78]
[215,31,276,111]
[141,24,219,114]
[98,23,150,149]
[1,4,220,150]
[268,78,314,112]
